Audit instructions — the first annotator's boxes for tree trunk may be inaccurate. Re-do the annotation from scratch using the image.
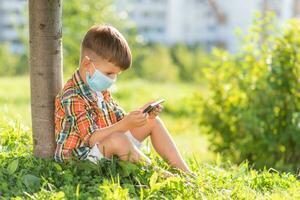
[293,0,300,17]
[28,0,63,158]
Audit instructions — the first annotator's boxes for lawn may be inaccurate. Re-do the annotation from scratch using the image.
[0,76,212,161]
[0,76,299,199]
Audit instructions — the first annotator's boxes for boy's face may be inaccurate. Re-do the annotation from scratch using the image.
[83,55,122,80]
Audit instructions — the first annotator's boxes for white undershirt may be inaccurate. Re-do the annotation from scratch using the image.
[96,91,104,109]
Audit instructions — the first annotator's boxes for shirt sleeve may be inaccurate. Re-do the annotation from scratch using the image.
[62,97,99,146]
[110,97,126,122]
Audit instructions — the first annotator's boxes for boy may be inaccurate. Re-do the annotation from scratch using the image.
[54,24,193,175]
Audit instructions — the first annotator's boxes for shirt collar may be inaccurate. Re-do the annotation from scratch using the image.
[72,69,111,102]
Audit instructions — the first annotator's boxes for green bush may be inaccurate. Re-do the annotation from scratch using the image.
[198,13,300,172]
[170,44,210,83]
[0,44,28,76]
[133,44,179,82]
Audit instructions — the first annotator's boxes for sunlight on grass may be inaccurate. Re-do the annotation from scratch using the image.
[0,76,31,126]
[0,76,213,163]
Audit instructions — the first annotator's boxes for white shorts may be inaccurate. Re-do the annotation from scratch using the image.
[86,130,142,164]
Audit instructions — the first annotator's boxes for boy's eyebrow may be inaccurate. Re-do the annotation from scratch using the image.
[107,71,122,74]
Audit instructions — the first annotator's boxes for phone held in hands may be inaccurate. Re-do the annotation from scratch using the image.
[143,99,165,114]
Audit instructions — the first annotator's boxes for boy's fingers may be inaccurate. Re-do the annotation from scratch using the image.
[154,105,163,112]
[151,109,157,113]
[150,107,161,115]
[140,100,156,110]
[149,107,157,113]
[149,113,157,118]
[136,114,148,121]
[137,112,148,118]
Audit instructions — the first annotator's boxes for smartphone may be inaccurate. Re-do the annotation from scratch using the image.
[143,99,165,113]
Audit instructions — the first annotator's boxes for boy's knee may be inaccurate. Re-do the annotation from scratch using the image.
[95,132,131,158]
[149,116,162,129]
[107,132,132,152]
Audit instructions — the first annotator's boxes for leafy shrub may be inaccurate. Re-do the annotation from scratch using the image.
[170,44,211,83]
[132,44,179,82]
[198,13,300,172]
[0,44,28,76]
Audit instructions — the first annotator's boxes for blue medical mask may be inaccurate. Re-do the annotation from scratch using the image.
[86,62,116,92]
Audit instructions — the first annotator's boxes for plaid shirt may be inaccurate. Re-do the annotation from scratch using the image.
[54,69,125,162]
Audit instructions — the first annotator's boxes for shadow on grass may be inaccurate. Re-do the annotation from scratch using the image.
[0,154,158,199]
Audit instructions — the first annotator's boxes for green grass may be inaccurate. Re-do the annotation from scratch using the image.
[0,76,299,199]
[0,76,211,161]
[0,117,299,199]
[0,76,31,125]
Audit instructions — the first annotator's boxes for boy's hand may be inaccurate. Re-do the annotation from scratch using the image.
[148,104,163,119]
[140,101,163,119]
[122,110,148,130]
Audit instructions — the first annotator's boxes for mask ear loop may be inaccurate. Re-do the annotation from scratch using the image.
[85,56,97,76]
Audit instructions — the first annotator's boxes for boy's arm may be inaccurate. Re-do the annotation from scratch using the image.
[63,96,130,148]
[87,94,131,146]
[88,118,128,147]
[89,110,148,147]
[63,96,147,148]
[110,96,127,121]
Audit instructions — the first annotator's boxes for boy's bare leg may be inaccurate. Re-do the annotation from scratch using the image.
[130,117,192,173]
[95,132,177,178]
[96,132,151,164]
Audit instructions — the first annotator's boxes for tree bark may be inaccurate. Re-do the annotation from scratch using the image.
[293,0,300,17]
[28,0,63,158]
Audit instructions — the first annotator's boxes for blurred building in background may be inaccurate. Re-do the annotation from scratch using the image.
[0,0,300,53]
[116,0,300,52]
[0,0,27,53]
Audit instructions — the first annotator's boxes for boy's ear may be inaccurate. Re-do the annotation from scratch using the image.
[82,56,91,68]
